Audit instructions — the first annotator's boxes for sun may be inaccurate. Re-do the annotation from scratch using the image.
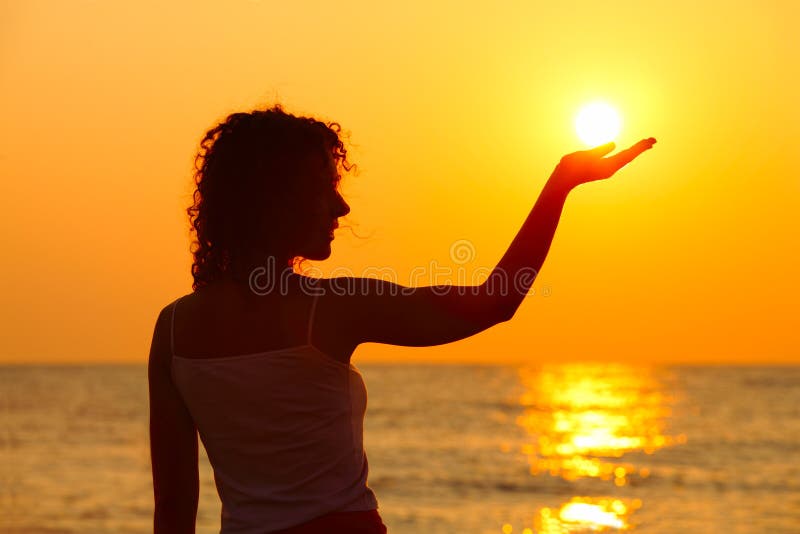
[575,102,622,146]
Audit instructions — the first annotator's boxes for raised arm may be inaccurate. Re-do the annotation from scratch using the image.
[488,137,657,320]
[330,138,656,350]
[148,305,199,534]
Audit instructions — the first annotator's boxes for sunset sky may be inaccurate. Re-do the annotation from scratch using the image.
[2,1,797,364]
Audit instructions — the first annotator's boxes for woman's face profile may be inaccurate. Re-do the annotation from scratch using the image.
[296,151,350,261]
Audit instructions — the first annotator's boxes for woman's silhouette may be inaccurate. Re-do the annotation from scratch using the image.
[148,104,655,533]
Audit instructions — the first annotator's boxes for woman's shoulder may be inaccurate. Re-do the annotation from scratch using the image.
[307,275,409,296]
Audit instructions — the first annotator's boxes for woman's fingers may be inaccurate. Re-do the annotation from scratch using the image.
[586,141,616,158]
[608,137,657,171]
[554,137,656,186]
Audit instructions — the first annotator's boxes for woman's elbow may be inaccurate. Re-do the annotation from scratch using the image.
[474,302,514,329]
[481,294,516,325]
[494,305,516,324]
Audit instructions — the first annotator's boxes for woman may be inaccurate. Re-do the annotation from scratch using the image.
[148,104,656,533]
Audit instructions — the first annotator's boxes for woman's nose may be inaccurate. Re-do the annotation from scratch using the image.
[335,194,350,217]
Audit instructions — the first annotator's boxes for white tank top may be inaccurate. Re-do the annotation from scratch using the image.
[169,291,379,533]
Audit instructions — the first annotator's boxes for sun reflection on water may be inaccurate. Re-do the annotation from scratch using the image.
[515,363,684,484]
[536,497,642,533]
[501,363,685,532]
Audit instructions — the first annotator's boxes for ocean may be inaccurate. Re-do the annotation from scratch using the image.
[3,364,799,533]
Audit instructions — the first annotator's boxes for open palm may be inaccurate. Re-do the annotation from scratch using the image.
[553,137,657,190]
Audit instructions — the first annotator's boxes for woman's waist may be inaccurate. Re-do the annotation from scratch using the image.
[269,508,386,534]
[219,487,380,533]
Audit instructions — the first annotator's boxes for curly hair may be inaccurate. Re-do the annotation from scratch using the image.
[187,104,353,291]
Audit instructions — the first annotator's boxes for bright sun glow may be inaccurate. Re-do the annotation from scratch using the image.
[575,102,622,146]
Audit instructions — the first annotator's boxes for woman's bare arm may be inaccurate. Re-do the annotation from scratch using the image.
[488,138,657,320]
[333,138,656,349]
[148,305,199,534]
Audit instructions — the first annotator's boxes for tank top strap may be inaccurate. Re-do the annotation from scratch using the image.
[306,283,322,346]
[170,296,182,358]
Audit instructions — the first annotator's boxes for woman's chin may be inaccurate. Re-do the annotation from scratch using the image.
[302,240,333,261]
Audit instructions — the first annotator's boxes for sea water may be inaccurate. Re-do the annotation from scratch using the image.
[3,364,799,533]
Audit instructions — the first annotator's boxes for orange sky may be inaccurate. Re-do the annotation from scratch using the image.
[1,1,797,364]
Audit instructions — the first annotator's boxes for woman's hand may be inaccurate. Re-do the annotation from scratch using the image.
[550,137,657,192]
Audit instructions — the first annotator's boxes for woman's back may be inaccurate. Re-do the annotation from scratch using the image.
[169,278,378,533]
[173,276,328,361]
